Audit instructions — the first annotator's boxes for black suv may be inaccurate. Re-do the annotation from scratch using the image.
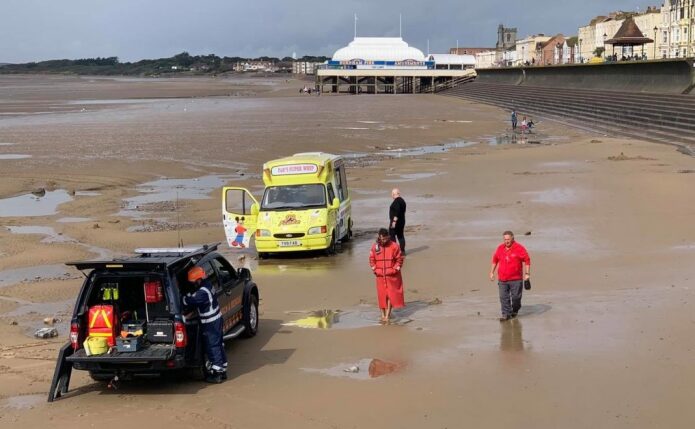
[48,243,259,401]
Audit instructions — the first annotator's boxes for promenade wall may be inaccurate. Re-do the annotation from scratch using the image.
[476,59,695,94]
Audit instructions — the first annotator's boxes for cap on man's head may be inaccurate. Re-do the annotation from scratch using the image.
[187,266,206,282]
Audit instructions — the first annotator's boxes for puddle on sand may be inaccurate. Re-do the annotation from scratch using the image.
[521,187,580,205]
[57,217,93,223]
[672,244,695,251]
[2,394,45,410]
[284,306,416,330]
[486,134,542,145]
[0,265,71,289]
[119,174,239,218]
[6,226,76,243]
[6,298,73,318]
[303,358,405,380]
[383,172,443,183]
[0,154,31,160]
[378,140,475,157]
[0,190,73,217]
[303,358,375,380]
[74,191,101,197]
[4,225,111,261]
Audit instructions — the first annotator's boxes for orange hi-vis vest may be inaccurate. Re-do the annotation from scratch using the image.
[88,305,118,346]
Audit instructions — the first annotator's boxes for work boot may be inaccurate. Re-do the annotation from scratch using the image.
[499,315,511,322]
[205,373,223,384]
[221,371,228,380]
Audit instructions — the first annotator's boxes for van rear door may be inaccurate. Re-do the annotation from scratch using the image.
[222,187,259,249]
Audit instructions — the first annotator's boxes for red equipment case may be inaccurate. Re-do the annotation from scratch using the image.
[88,305,118,347]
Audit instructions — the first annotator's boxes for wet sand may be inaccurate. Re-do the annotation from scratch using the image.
[1,75,695,428]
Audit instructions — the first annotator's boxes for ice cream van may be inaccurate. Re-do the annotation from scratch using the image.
[222,152,352,257]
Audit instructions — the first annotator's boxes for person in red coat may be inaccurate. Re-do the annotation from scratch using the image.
[369,228,405,323]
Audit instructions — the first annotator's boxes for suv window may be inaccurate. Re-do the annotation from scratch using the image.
[212,258,236,285]
[201,261,219,293]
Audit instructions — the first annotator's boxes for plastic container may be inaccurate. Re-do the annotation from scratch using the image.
[84,336,109,356]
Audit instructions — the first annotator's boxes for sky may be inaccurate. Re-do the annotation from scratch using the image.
[0,0,660,63]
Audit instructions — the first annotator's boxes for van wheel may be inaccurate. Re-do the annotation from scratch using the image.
[242,294,259,338]
[258,252,268,260]
[342,219,353,242]
[326,232,337,255]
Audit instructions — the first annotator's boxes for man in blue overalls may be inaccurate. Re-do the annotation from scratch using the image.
[183,266,227,383]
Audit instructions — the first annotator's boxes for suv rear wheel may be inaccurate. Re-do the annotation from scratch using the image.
[242,293,259,338]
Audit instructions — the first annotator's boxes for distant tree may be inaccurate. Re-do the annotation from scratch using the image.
[593,47,605,58]
[173,52,193,67]
[299,55,329,62]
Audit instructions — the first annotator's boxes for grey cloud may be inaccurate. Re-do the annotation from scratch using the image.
[0,0,658,62]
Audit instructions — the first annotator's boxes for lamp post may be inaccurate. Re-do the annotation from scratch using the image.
[522,45,525,65]
[579,38,582,63]
[603,33,607,59]
[556,42,562,64]
[653,26,658,59]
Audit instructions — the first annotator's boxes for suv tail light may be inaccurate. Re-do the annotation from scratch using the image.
[70,322,80,350]
[174,321,187,348]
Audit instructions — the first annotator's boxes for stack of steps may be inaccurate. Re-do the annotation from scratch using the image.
[441,81,695,155]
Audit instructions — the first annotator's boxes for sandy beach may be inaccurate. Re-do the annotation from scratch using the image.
[1,74,695,428]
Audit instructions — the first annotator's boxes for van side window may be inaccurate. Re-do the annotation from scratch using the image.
[334,167,345,201]
[339,166,348,200]
[327,183,335,203]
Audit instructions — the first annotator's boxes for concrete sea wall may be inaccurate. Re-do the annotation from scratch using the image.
[476,59,695,94]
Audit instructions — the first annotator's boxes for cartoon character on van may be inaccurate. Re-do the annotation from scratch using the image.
[231,216,247,248]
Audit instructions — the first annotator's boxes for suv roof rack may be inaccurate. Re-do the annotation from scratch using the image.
[135,242,219,259]
[66,243,220,271]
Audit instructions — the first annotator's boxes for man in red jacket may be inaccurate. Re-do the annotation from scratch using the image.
[370,228,405,323]
[489,231,531,321]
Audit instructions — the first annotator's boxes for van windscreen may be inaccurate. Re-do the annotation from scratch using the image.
[261,184,326,210]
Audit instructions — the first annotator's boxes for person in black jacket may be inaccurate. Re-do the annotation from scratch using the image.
[389,188,406,254]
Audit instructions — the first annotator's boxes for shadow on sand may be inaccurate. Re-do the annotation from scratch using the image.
[517,303,552,318]
[60,319,292,399]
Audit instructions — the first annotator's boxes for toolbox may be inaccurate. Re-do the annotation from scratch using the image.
[146,319,174,343]
[116,335,144,353]
[120,321,146,338]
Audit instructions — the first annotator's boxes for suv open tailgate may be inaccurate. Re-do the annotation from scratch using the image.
[67,344,175,363]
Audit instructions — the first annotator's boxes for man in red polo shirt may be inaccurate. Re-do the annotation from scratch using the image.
[489,231,531,321]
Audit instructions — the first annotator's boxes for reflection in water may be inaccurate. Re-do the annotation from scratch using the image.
[500,318,525,353]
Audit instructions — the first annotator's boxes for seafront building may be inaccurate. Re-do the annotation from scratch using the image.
[659,0,695,58]
[292,61,322,74]
[578,8,660,61]
[515,34,551,65]
[234,61,278,72]
[316,37,475,94]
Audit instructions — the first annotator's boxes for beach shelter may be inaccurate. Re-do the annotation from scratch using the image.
[605,17,654,59]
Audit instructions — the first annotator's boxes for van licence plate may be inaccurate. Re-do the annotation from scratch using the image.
[278,240,300,247]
